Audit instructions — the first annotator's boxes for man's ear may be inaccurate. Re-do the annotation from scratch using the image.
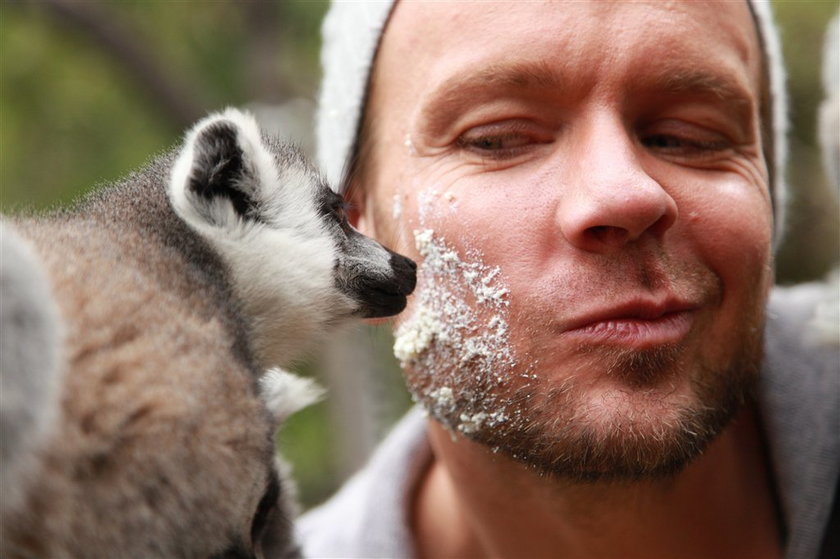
[345,179,405,251]
[344,177,374,235]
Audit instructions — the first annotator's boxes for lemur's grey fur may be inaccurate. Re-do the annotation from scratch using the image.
[0,223,63,516]
[0,109,416,559]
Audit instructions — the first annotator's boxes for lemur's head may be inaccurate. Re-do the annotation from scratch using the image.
[169,108,416,368]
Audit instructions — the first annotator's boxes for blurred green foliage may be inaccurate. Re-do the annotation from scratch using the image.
[278,391,339,508]
[1,0,838,510]
[280,323,414,507]
[772,0,840,282]
[1,0,327,211]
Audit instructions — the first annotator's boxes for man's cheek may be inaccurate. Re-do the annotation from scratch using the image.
[392,228,517,367]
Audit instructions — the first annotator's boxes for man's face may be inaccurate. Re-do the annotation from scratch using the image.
[355,0,773,480]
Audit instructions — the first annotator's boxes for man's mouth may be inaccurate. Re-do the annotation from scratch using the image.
[562,299,698,349]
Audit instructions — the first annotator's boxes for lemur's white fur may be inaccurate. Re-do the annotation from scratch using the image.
[170,109,357,371]
[260,368,325,424]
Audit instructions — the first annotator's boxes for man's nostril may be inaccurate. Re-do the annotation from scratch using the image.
[585,225,630,248]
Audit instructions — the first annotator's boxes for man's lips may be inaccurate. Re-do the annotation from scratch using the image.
[561,300,698,348]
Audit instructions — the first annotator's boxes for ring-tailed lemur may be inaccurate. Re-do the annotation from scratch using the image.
[0,108,416,559]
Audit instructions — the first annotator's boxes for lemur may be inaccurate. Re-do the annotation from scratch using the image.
[0,108,416,559]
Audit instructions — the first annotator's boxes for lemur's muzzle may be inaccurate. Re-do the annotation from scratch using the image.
[357,250,417,319]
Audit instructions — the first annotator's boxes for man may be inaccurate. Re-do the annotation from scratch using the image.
[299,1,839,557]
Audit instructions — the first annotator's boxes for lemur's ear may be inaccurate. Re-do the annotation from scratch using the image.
[169,108,278,231]
[189,121,258,218]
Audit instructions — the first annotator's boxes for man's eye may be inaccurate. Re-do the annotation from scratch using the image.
[460,134,528,151]
[639,117,735,160]
[643,135,686,150]
[455,123,551,161]
[642,134,728,153]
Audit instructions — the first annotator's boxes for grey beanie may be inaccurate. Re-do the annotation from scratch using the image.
[318,0,789,241]
[819,13,839,191]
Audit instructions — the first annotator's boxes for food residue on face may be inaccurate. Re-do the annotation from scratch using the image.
[393,226,519,436]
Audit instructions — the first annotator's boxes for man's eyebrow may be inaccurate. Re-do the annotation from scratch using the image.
[648,66,755,108]
[414,61,756,133]
[464,60,562,90]
[637,66,757,136]
[415,61,563,133]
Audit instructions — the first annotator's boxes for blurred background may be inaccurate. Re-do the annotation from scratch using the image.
[1,0,838,510]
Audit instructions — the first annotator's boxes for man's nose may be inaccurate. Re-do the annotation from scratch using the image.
[554,114,677,253]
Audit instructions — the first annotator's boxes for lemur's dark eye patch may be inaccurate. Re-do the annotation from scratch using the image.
[318,189,354,237]
[333,200,351,223]
[320,192,349,217]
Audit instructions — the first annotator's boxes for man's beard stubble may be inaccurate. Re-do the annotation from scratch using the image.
[489,341,761,483]
[407,308,766,484]
[398,228,770,484]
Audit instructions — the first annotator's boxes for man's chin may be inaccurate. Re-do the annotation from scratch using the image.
[474,388,749,483]
[431,347,760,484]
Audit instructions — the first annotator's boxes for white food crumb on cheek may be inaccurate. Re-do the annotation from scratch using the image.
[429,385,455,412]
[414,228,435,255]
[404,133,418,156]
[416,188,443,227]
[392,193,403,220]
[393,228,522,435]
[393,305,444,362]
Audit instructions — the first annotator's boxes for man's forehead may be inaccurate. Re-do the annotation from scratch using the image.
[387,0,757,37]
[381,1,762,109]
[385,0,759,65]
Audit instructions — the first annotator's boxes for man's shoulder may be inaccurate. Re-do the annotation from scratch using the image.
[762,278,839,444]
[297,407,431,558]
[761,278,840,559]
[767,278,839,345]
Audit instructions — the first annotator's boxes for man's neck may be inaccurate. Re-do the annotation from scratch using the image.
[411,406,782,559]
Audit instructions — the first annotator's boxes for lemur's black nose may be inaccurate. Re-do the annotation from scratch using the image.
[390,253,417,296]
[356,250,417,319]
